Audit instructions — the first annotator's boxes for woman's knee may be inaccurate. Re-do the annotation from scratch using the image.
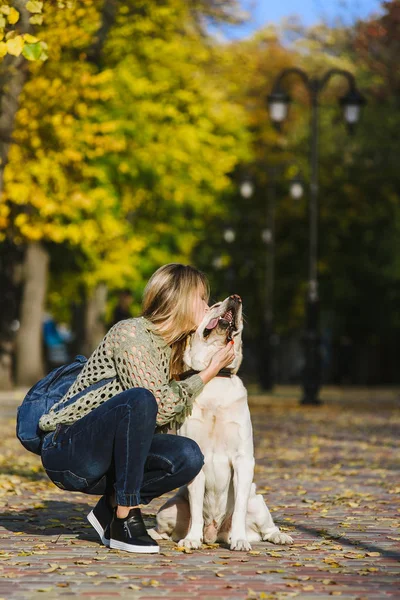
[179,437,204,477]
[119,387,158,418]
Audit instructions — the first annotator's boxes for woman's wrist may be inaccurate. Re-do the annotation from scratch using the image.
[199,364,218,385]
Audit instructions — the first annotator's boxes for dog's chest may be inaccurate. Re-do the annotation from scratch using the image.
[180,376,250,453]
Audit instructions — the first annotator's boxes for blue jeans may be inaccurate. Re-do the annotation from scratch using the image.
[40,388,204,506]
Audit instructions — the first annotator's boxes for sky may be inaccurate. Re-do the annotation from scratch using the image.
[223,0,383,39]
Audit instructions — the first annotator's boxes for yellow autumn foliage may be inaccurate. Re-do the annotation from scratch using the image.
[2,0,249,300]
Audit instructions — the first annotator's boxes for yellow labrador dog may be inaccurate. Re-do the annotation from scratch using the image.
[154,295,293,551]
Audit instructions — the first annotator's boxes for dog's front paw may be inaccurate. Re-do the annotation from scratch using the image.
[263,531,293,545]
[177,537,202,550]
[230,538,252,551]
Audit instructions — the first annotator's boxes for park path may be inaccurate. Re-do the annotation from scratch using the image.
[0,386,399,600]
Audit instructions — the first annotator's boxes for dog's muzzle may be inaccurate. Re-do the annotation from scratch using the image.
[204,294,241,342]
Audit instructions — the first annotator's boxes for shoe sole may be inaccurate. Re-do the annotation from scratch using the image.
[109,539,160,553]
[87,510,110,547]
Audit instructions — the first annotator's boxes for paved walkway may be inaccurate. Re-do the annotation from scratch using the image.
[0,386,399,599]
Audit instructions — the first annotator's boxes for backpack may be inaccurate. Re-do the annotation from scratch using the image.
[16,355,87,455]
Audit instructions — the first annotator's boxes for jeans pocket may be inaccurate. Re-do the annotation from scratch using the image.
[45,468,88,491]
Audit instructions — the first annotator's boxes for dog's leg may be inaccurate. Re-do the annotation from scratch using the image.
[178,469,205,550]
[230,456,254,551]
[155,490,190,542]
[246,487,293,545]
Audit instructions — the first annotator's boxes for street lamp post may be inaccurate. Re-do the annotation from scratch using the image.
[240,176,277,391]
[260,167,304,391]
[259,166,277,391]
[241,177,274,391]
[267,68,365,405]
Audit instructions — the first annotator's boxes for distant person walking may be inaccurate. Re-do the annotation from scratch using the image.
[42,312,70,371]
[110,289,134,326]
[37,264,235,554]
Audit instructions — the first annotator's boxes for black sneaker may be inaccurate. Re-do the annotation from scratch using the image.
[87,495,113,547]
[109,508,160,554]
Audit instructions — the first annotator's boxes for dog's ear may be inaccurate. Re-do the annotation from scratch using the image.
[231,341,243,374]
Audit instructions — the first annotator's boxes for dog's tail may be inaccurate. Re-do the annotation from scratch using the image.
[147,528,169,540]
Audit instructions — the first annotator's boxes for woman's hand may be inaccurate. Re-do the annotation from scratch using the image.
[199,341,235,385]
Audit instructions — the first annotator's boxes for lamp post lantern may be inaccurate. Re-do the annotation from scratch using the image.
[268,68,365,405]
[339,87,366,133]
[289,173,304,200]
[223,228,236,244]
[240,179,255,200]
[267,91,291,129]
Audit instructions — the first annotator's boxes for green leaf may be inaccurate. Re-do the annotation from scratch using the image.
[22,41,42,61]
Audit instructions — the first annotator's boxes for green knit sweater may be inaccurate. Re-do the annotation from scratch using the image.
[38,317,204,432]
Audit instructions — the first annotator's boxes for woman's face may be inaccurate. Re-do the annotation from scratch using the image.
[192,285,209,328]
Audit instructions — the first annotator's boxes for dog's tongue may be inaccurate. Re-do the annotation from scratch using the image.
[205,317,219,330]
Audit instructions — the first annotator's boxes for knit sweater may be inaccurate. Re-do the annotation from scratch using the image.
[38,317,204,432]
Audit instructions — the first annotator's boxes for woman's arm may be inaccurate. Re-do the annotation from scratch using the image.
[112,319,202,427]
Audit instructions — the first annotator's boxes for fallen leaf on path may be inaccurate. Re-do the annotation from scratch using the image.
[141,579,160,587]
[74,559,92,565]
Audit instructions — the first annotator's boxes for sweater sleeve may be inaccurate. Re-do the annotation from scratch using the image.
[112,319,204,427]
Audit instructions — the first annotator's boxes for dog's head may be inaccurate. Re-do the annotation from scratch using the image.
[183,294,243,374]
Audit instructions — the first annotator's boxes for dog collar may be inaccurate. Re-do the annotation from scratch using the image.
[179,368,233,381]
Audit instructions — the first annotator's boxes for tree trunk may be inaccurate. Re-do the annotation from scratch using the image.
[0,242,24,389]
[69,284,87,357]
[87,0,118,68]
[15,243,49,386]
[83,283,107,356]
[0,1,33,388]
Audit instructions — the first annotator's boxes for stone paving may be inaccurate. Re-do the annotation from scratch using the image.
[0,386,399,600]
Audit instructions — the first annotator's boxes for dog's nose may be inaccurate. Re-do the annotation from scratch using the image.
[230,294,241,303]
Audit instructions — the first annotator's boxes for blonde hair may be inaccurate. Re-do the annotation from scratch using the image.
[141,263,210,377]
